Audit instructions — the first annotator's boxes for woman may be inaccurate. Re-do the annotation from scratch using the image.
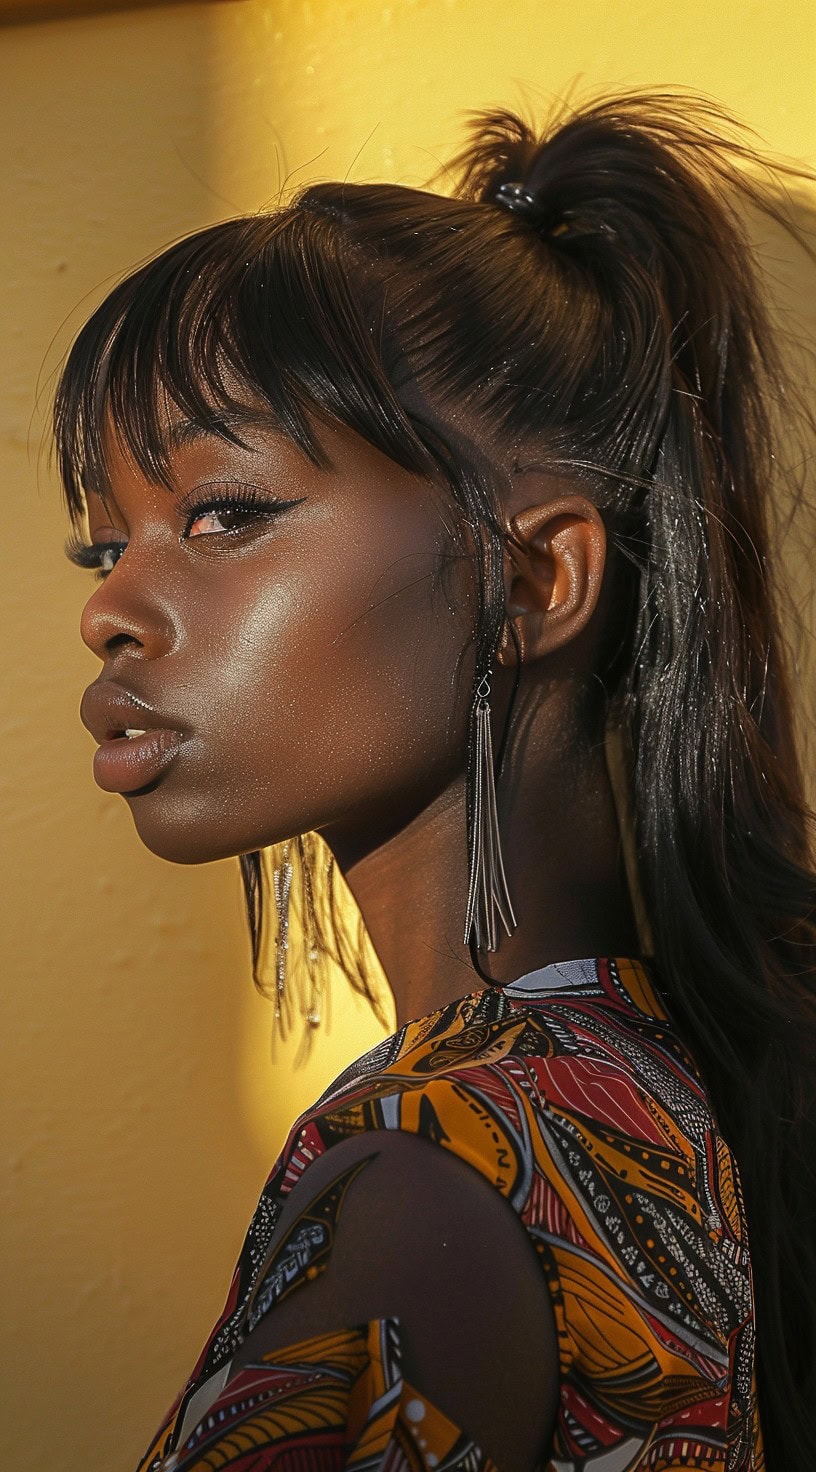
[54,92,815,1470]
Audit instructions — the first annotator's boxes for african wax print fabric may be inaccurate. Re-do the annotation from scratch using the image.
[139,956,764,1472]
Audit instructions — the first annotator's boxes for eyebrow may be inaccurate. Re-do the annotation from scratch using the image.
[166,412,272,452]
[81,410,291,506]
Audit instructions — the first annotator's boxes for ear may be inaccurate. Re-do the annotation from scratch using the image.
[496,493,607,668]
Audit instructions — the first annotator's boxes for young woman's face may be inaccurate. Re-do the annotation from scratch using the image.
[78,409,478,867]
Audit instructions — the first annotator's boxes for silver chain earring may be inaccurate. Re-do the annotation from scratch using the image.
[272,839,293,1019]
[463,670,517,951]
[300,835,322,1028]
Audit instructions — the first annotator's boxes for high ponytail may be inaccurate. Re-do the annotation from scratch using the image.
[54,87,816,1467]
[451,94,816,1466]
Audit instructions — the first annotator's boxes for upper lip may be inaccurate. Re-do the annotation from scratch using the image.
[80,680,189,744]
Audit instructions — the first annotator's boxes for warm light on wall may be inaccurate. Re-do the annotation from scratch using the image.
[2,3,814,1471]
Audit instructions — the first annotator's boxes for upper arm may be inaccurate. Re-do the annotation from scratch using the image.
[228,1129,559,1472]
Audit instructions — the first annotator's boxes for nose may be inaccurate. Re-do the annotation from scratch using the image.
[79,570,177,663]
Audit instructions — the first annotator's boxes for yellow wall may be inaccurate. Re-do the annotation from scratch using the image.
[1,3,814,1469]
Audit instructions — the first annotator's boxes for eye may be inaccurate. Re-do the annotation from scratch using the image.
[178,483,307,539]
[187,506,249,537]
[63,484,306,580]
[64,535,126,581]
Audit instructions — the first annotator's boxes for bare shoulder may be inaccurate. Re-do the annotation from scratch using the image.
[230,1128,559,1472]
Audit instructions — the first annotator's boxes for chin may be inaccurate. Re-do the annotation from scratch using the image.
[123,788,261,866]
[127,821,236,866]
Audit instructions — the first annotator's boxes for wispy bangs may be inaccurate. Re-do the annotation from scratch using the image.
[53,206,438,526]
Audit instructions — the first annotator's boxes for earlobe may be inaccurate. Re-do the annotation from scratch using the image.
[495,495,606,668]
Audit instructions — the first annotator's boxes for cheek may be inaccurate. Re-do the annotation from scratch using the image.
[199,518,475,805]
[120,505,480,865]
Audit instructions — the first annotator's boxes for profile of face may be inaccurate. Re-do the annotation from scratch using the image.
[78,406,482,870]
[64,170,616,911]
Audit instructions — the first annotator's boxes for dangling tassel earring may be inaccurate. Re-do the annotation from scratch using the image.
[299,834,322,1029]
[272,839,293,1024]
[463,670,517,951]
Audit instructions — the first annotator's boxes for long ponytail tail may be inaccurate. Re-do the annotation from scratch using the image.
[452,92,816,1466]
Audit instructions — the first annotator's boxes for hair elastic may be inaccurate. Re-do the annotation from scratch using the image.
[492,180,540,221]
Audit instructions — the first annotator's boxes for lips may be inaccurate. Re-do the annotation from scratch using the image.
[80,680,188,745]
[80,680,190,795]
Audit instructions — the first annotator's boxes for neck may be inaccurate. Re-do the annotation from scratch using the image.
[327,693,641,1029]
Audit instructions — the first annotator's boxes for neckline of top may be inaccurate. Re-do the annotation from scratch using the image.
[396,956,657,1033]
[500,954,649,997]
[314,958,663,1109]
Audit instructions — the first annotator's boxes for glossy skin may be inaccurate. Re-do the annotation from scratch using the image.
[81,413,469,865]
[79,407,640,1027]
[77,404,641,1469]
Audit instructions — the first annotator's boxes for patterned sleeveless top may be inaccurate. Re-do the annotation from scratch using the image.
[139,956,764,1472]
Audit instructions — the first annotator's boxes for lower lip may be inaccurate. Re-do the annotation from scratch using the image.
[92,729,185,794]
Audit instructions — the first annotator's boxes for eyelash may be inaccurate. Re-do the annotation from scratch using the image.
[64,484,305,581]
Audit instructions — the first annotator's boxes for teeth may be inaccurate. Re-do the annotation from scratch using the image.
[124,728,147,738]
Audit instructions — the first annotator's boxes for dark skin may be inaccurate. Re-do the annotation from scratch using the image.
[225,1130,562,1472]
[80,408,640,1025]
[77,403,641,1469]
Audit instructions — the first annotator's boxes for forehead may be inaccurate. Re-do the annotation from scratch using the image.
[85,394,433,521]
[85,395,323,498]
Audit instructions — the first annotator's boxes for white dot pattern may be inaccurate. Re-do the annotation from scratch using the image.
[405,1397,426,1423]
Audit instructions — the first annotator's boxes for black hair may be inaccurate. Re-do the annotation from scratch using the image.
[54,90,816,1466]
